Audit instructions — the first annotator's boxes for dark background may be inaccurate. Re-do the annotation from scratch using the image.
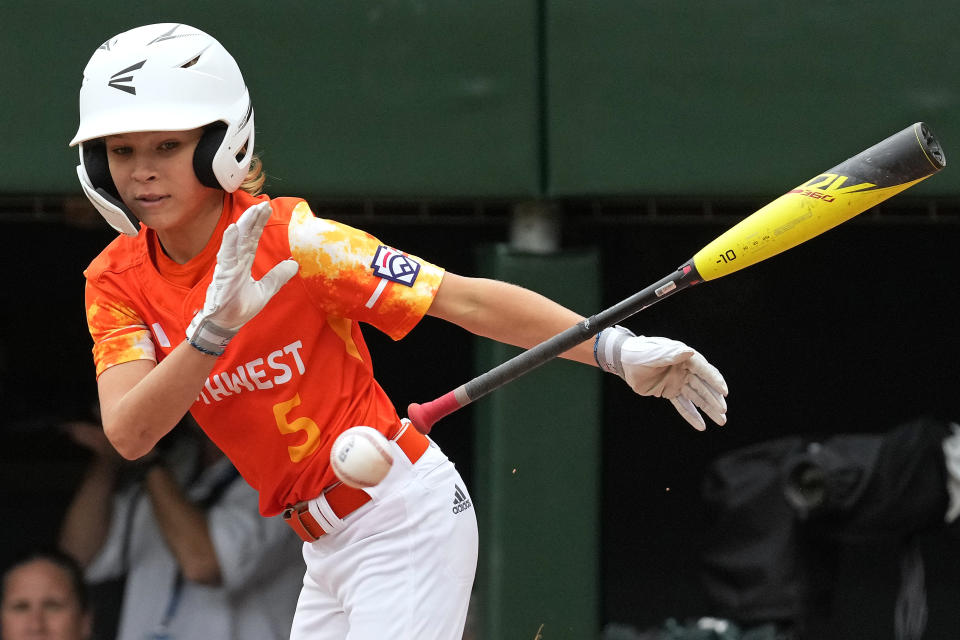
[3,1,960,638]
[3,201,959,638]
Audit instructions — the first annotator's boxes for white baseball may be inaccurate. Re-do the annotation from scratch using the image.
[330,426,395,488]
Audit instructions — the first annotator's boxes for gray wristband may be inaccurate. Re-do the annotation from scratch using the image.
[186,317,238,357]
[594,325,635,378]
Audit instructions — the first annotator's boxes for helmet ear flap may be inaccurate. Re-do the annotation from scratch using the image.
[193,123,227,189]
[77,141,141,236]
[82,141,121,200]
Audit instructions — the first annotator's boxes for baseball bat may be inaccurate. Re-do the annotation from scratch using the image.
[408,122,946,434]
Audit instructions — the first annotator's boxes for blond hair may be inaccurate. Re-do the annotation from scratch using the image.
[240,154,266,195]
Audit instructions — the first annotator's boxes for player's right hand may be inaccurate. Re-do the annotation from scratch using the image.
[595,326,728,431]
[185,201,299,356]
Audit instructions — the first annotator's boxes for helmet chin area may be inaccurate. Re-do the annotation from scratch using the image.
[76,164,140,236]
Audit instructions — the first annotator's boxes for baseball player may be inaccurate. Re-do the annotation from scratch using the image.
[71,23,729,640]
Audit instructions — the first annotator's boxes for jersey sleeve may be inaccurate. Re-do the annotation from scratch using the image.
[85,279,157,376]
[287,202,444,340]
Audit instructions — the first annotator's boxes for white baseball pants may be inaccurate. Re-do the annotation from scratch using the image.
[289,438,478,640]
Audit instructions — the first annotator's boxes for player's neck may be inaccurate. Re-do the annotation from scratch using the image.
[156,193,226,264]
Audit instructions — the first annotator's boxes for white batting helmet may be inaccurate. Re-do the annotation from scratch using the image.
[70,23,255,236]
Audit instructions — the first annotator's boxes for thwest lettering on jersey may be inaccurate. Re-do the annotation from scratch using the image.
[198,340,306,405]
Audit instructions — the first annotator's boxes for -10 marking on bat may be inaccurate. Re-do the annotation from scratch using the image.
[715,249,737,265]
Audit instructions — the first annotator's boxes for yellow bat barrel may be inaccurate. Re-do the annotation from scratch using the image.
[692,122,946,282]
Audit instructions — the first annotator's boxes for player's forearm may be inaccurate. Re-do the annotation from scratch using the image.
[98,341,218,459]
[428,273,597,366]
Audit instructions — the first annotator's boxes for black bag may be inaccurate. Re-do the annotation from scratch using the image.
[699,417,951,640]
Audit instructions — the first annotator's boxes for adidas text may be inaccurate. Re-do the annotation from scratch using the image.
[452,485,473,514]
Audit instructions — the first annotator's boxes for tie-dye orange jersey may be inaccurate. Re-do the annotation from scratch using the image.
[84,191,445,516]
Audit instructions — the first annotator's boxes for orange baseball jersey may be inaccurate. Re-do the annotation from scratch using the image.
[84,191,445,516]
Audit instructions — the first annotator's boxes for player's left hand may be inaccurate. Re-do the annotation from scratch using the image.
[595,326,728,431]
[186,201,299,356]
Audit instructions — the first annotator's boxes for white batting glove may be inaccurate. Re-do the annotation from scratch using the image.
[186,202,299,356]
[595,326,728,431]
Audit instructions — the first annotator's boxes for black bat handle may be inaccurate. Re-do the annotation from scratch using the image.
[408,263,701,433]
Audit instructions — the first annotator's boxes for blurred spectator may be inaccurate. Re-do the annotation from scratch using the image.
[58,415,303,640]
[1,548,93,640]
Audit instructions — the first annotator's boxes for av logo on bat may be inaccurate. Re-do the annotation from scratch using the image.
[789,172,877,200]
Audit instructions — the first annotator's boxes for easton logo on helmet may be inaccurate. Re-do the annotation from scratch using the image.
[107,60,146,95]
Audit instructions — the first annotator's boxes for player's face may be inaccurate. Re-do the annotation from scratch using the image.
[0,560,91,640]
[105,128,224,237]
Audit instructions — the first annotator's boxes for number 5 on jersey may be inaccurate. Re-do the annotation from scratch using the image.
[273,393,323,462]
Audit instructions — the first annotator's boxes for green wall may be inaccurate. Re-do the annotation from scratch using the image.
[3,1,958,197]
[545,0,960,197]
[473,246,602,640]
[2,0,540,197]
